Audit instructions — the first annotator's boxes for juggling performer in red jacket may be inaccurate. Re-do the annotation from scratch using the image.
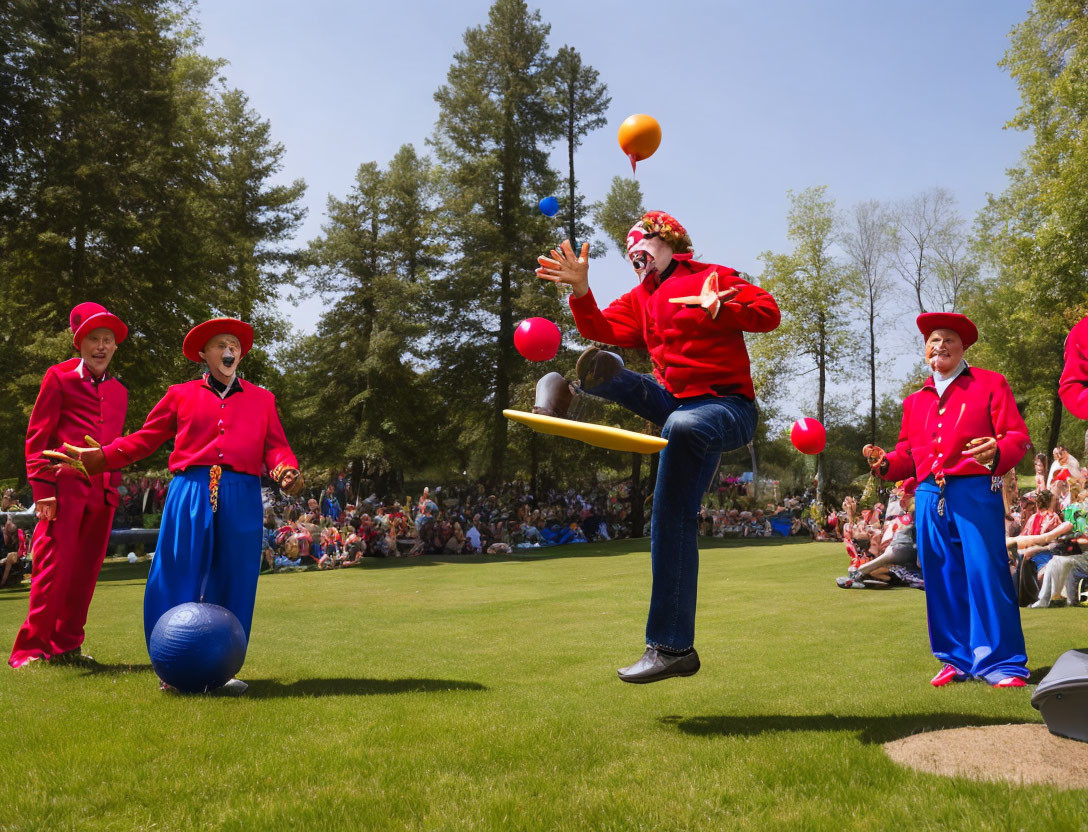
[863,313,1031,688]
[10,303,129,668]
[1060,315,1088,420]
[54,319,302,688]
[534,211,780,683]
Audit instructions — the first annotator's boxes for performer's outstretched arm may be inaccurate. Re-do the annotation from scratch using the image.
[1060,316,1088,420]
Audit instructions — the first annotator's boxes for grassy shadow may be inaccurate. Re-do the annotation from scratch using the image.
[96,560,151,582]
[245,676,487,699]
[662,712,1040,745]
[77,661,156,676]
[1028,665,1053,685]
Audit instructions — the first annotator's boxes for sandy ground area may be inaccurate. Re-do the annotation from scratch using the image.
[885,724,1088,789]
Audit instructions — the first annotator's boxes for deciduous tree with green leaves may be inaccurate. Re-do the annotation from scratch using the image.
[970,0,1088,456]
[758,186,858,503]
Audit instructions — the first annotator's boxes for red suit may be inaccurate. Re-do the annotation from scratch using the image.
[100,377,297,476]
[11,358,127,666]
[883,365,1030,482]
[1060,315,1088,420]
[568,254,780,399]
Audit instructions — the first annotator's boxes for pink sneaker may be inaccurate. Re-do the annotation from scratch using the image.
[930,665,967,687]
[992,676,1027,688]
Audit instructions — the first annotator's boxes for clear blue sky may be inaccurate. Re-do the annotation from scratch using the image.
[194,0,1032,414]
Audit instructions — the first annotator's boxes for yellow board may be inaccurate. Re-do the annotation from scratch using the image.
[503,409,668,455]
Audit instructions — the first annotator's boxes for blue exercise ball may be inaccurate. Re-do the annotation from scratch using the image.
[149,602,247,693]
[538,196,559,217]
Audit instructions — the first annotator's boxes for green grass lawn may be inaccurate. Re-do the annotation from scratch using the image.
[1,539,1086,831]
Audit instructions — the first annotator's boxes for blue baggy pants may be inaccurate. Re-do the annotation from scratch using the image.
[144,467,264,650]
[915,475,1028,683]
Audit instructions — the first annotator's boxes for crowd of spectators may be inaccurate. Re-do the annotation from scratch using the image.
[827,445,1088,606]
[257,478,645,571]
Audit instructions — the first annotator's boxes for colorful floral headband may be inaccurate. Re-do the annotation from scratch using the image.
[638,210,692,253]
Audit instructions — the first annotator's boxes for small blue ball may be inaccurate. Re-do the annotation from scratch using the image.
[149,602,248,693]
[538,196,559,217]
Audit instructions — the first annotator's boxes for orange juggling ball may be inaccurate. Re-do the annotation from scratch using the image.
[617,114,661,173]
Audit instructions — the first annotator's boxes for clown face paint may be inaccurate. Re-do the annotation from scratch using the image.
[200,333,243,384]
[626,224,674,284]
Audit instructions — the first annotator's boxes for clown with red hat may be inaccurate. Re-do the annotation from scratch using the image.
[863,312,1031,688]
[54,318,301,691]
[10,302,129,668]
[534,211,780,683]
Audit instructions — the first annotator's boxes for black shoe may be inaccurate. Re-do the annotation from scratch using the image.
[617,647,700,684]
[575,347,624,391]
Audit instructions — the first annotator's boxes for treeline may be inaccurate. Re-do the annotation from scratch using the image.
[2,0,1086,509]
[752,1,1088,502]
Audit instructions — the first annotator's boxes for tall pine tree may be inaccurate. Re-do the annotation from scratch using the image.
[430,0,564,483]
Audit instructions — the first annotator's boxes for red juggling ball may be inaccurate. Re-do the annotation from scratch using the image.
[514,317,561,362]
[790,418,826,455]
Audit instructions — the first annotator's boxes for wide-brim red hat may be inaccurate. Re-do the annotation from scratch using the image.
[182,318,254,363]
[70,302,128,349]
[916,312,978,349]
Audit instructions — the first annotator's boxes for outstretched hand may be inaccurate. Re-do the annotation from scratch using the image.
[862,444,886,475]
[536,240,590,298]
[43,435,106,481]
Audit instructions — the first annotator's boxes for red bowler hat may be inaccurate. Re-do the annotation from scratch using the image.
[916,312,978,349]
[182,318,254,363]
[70,301,128,350]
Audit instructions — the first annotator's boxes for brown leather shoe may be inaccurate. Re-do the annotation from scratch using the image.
[575,347,624,391]
[532,372,574,418]
[618,647,700,684]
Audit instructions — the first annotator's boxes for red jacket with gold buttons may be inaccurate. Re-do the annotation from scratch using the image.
[1059,315,1088,420]
[25,358,127,506]
[568,254,780,399]
[882,365,1029,482]
[100,376,297,477]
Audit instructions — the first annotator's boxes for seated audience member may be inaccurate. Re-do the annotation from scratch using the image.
[444,522,467,554]
[1026,524,1087,608]
[1019,490,1062,571]
[1,519,30,588]
[837,482,919,589]
[1048,445,1082,489]
[465,521,482,553]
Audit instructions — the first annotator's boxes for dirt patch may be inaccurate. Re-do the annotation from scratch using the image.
[884,724,1088,789]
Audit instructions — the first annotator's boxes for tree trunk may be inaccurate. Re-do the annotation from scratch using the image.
[350,457,363,503]
[629,452,644,539]
[489,261,513,484]
[567,80,577,249]
[748,442,758,502]
[869,301,877,445]
[1046,384,1064,458]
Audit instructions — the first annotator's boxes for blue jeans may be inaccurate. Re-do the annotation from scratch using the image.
[583,369,758,652]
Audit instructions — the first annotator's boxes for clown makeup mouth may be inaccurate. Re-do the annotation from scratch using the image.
[222,355,236,368]
[630,250,653,277]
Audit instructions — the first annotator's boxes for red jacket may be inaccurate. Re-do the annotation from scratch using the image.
[568,255,780,399]
[100,376,297,477]
[1060,315,1088,420]
[882,365,1029,483]
[25,358,127,507]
